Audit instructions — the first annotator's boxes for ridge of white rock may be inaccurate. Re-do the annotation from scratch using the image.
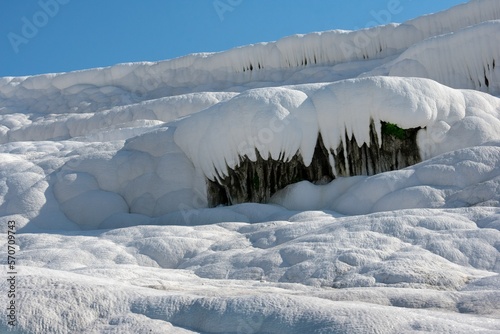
[174,77,500,181]
[365,19,500,94]
[1,1,500,333]
[1,0,499,116]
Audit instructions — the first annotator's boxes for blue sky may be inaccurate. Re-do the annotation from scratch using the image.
[1,0,467,77]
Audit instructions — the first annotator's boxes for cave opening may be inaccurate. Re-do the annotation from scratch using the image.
[207,120,422,207]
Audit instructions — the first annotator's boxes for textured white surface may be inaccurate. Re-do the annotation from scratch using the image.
[1,1,500,333]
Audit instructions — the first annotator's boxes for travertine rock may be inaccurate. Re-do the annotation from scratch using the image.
[208,121,421,206]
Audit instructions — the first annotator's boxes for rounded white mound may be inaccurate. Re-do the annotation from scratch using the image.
[1,2,500,332]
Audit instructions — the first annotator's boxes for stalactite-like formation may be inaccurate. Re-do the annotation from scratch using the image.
[208,134,334,206]
[207,121,422,207]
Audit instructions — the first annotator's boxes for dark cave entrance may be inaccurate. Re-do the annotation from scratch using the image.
[207,121,422,207]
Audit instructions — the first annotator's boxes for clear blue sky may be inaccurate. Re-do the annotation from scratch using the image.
[1,0,467,77]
